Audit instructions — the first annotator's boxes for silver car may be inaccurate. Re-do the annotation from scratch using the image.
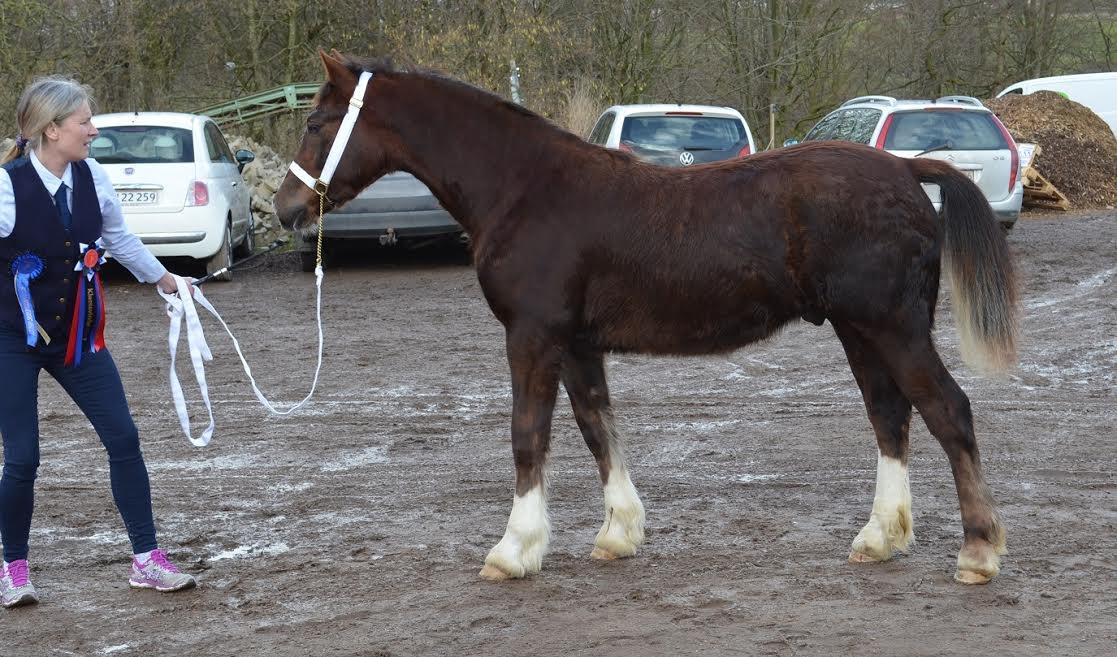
[293,171,461,271]
[800,96,1024,229]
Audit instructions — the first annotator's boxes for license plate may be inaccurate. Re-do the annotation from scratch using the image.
[118,191,158,205]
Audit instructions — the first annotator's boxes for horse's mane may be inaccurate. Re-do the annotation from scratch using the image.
[334,54,599,154]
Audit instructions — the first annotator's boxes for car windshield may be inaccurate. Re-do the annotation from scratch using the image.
[620,116,744,151]
[883,111,1007,151]
[92,126,194,164]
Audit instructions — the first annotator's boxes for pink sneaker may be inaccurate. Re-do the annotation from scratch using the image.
[129,550,196,592]
[1,560,39,608]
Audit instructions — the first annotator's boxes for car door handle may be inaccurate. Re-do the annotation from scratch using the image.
[231,182,238,186]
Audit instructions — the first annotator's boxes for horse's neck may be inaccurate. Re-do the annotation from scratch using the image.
[385,76,568,237]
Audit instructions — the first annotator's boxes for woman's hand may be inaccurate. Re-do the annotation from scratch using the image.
[157,272,195,296]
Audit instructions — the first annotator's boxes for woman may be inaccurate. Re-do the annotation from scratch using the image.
[0,76,197,608]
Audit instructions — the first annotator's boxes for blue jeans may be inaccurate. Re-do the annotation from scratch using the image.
[0,327,157,561]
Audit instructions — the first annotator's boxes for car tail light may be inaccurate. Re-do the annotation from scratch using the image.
[991,114,1019,194]
[738,145,751,157]
[185,181,209,206]
[665,111,703,116]
[873,114,895,149]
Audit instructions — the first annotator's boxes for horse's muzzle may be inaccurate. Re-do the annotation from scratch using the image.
[275,201,309,231]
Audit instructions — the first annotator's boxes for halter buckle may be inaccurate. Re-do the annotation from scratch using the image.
[313,179,329,196]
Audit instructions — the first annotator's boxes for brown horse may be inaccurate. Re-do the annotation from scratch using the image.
[275,51,1017,585]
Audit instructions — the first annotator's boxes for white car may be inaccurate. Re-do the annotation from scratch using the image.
[90,112,256,280]
[588,104,757,166]
[800,95,1023,229]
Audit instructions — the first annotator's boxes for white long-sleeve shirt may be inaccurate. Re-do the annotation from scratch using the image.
[0,150,168,283]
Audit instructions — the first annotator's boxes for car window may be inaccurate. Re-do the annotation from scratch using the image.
[589,112,616,144]
[203,122,236,164]
[883,110,1008,151]
[620,116,745,151]
[91,126,194,164]
[804,108,882,143]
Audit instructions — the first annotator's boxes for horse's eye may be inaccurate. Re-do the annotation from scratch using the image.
[306,123,321,135]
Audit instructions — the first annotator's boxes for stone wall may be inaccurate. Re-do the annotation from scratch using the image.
[227,135,290,247]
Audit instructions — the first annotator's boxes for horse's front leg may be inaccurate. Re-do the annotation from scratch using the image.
[561,347,645,560]
[479,330,561,580]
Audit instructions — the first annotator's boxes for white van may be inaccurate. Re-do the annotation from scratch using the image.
[996,72,1117,138]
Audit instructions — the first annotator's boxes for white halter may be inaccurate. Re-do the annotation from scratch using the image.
[288,71,374,194]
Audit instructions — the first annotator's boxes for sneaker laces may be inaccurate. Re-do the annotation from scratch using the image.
[147,549,181,573]
[6,560,29,587]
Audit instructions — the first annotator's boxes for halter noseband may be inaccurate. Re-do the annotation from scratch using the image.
[288,70,374,199]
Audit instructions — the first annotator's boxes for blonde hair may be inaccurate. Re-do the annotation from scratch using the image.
[2,75,96,164]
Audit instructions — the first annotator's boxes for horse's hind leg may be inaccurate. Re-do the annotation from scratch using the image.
[872,330,1007,584]
[479,329,561,580]
[833,323,915,564]
[561,347,645,560]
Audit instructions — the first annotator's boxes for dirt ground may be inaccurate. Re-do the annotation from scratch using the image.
[7,211,1115,657]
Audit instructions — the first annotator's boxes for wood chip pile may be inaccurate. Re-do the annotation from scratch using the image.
[985,91,1117,210]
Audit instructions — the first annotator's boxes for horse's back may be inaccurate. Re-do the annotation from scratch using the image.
[480,142,941,354]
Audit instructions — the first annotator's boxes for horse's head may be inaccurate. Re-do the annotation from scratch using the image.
[275,50,395,231]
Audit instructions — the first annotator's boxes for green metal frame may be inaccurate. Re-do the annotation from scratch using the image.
[193,82,320,126]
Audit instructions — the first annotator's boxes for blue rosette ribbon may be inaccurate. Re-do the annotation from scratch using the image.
[11,253,44,348]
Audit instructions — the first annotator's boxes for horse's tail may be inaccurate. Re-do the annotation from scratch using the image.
[908,157,1019,374]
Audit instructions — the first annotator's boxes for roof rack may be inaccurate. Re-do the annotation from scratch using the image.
[841,95,897,107]
[934,95,984,107]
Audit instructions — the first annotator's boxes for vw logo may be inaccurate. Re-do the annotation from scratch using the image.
[124,167,135,175]
[679,151,695,166]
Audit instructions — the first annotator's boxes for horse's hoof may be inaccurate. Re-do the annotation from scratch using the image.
[956,539,1001,584]
[590,547,620,561]
[954,568,993,585]
[478,564,511,581]
[848,533,893,563]
[848,549,888,564]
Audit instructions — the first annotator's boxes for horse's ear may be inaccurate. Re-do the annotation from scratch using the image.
[329,48,344,61]
[319,49,352,84]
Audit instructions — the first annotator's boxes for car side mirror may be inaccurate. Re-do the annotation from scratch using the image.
[782,138,799,147]
[235,149,255,172]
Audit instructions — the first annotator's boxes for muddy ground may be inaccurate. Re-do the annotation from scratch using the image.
[7,212,1116,656]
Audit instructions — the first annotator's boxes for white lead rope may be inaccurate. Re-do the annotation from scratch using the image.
[161,70,371,445]
[159,268,325,446]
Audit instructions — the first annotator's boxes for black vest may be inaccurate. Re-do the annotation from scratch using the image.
[0,157,103,345]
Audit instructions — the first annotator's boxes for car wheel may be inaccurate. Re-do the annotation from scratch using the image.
[235,215,255,258]
[206,224,234,282]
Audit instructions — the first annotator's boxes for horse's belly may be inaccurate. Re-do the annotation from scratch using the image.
[587,297,796,355]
